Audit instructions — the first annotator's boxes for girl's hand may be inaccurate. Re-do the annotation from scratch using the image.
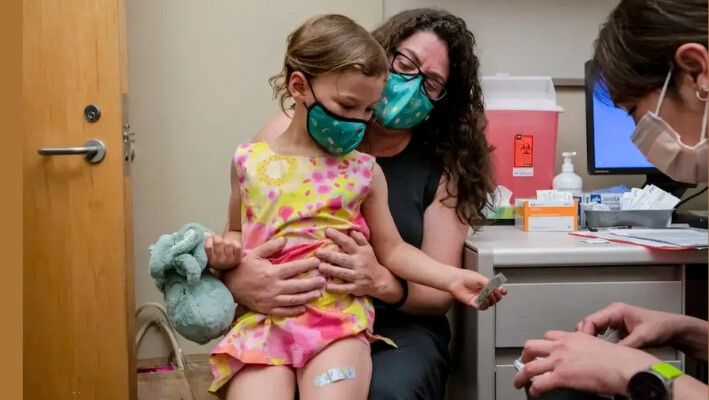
[315,228,394,298]
[205,235,242,270]
[448,270,506,310]
[514,331,660,397]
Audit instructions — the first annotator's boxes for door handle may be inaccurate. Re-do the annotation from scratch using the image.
[37,139,106,164]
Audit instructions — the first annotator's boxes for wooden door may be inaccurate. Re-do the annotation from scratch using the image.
[23,0,135,398]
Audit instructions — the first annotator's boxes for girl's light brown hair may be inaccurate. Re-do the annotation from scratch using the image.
[270,14,388,112]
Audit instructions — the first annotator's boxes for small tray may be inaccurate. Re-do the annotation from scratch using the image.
[584,209,673,229]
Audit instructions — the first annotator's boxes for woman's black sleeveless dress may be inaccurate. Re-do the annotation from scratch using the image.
[369,134,451,400]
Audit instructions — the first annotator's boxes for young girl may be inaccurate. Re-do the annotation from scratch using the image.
[205,14,505,400]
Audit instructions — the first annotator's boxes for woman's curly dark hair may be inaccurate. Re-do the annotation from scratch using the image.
[371,8,495,231]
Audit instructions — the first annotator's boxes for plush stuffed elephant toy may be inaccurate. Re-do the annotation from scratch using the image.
[149,223,235,344]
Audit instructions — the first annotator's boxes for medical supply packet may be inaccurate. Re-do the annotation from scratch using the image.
[473,273,507,308]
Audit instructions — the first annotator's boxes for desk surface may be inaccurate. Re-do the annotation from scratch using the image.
[466,226,707,267]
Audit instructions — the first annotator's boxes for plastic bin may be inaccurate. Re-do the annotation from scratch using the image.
[584,209,674,229]
[483,74,564,201]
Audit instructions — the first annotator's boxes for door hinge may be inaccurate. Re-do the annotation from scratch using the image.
[121,94,134,176]
[123,124,135,163]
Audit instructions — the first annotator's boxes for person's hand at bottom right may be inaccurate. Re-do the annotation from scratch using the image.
[514,330,660,397]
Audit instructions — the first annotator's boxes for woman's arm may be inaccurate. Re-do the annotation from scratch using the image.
[673,314,708,362]
[673,375,709,400]
[398,173,468,315]
[362,163,503,308]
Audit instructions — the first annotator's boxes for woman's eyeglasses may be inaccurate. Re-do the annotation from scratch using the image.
[391,50,447,101]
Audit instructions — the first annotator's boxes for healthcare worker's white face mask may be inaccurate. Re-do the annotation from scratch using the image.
[631,69,709,184]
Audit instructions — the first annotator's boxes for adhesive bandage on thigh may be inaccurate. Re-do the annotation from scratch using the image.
[313,367,356,387]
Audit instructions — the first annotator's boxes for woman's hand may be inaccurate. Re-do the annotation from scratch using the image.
[221,238,326,317]
[315,228,402,302]
[577,302,682,348]
[514,331,660,397]
[448,270,506,310]
[577,302,709,362]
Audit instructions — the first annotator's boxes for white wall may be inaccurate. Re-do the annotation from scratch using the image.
[127,0,384,359]
[384,0,621,79]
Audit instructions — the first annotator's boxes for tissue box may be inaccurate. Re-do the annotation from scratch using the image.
[486,185,516,220]
[515,199,578,232]
[486,206,516,220]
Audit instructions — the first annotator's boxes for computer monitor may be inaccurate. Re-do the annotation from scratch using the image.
[584,60,693,197]
[584,61,659,175]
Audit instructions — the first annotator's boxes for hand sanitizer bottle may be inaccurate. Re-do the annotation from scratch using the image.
[553,152,583,196]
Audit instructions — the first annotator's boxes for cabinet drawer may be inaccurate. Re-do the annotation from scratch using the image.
[495,359,682,400]
[496,365,527,400]
[495,281,682,347]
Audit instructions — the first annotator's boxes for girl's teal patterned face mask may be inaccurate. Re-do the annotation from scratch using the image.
[305,84,367,156]
[374,73,434,130]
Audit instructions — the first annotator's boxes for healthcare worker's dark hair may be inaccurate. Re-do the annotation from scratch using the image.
[372,8,495,230]
[593,0,708,106]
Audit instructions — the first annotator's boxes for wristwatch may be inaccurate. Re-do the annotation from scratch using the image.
[627,362,683,400]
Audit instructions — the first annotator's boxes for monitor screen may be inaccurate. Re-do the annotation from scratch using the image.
[585,61,658,174]
[591,83,654,169]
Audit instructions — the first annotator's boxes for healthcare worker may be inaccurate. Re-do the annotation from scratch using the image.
[514,0,708,399]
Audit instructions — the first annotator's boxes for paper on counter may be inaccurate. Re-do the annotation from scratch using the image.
[574,228,708,249]
[609,228,708,248]
[576,232,685,249]
[581,238,611,244]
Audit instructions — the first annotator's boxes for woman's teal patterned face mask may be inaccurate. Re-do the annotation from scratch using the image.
[374,73,434,130]
[305,85,367,156]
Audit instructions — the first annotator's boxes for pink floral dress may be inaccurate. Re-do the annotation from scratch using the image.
[209,142,393,392]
